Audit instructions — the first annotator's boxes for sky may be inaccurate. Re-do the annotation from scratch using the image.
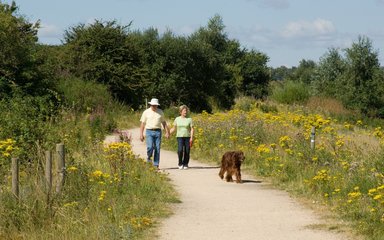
[4,0,384,67]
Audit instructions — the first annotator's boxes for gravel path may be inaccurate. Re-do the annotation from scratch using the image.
[111,128,354,240]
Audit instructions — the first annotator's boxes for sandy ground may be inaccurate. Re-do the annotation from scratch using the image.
[107,129,354,240]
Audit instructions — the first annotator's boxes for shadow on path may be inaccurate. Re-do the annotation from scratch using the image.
[160,166,220,170]
[241,179,263,184]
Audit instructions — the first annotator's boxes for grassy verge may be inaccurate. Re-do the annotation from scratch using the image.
[163,99,384,240]
[0,105,179,239]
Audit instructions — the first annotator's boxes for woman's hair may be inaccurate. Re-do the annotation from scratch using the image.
[179,105,189,114]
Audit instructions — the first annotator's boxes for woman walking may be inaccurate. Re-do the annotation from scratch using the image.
[170,105,194,169]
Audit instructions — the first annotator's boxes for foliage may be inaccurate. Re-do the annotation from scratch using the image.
[56,77,114,113]
[64,20,148,109]
[62,15,270,112]
[312,36,384,117]
[0,1,50,98]
[163,103,384,239]
[232,96,259,112]
[0,96,177,239]
[271,65,294,81]
[4,2,384,239]
[287,59,317,85]
[0,139,178,239]
[276,36,384,119]
[239,50,270,98]
[270,80,310,104]
[312,48,346,97]
[0,95,56,163]
[340,36,384,116]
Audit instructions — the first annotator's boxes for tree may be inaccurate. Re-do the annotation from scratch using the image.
[287,59,316,85]
[312,48,346,97]
[64,20,148,108]
[239,49,270,98]
[189,14,235,110]
[0,1,47,98]
[340,35,384,115]
[271,66,294,81]
[188,14,269,110]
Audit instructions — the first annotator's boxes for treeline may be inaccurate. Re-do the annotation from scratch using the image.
[2,1,384,114]
[271,37,384,117]
[0,1,271,166]
[1,1,270,113]
[2,1,384,122]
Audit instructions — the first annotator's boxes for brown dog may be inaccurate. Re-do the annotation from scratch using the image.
[219,151,245,183]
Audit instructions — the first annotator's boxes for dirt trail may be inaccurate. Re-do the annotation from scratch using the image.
[112,128,353,240]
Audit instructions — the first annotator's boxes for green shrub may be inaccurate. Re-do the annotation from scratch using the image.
[163,106,180,120]
[57,77,114,113]
[0,95,56,163]
[233,96,258,112]
[270,80,310,104]
[258,102,278,113]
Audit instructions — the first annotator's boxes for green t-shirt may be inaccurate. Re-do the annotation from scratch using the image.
[173,116,193,137]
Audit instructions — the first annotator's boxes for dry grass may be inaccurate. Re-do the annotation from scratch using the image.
[305,96,353,116]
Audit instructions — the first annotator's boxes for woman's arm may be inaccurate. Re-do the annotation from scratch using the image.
[190,126,194,140]
[170,124,176,135]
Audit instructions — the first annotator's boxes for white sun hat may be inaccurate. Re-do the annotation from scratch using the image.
[148,98,160,106]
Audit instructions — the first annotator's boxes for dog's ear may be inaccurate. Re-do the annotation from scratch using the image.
[237,151,245,161]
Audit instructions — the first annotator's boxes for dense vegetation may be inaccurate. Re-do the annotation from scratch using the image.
[1,0,384,239]
[163,97,384,239]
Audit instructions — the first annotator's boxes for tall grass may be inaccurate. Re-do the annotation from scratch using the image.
[0,95,178,239]
[162,99,384,240]
[0,141,178,239]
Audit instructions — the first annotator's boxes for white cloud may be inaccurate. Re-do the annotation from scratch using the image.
[281,19,336,38]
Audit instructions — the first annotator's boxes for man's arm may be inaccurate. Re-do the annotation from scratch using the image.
[162,121,170,139]
[140,122,145,142]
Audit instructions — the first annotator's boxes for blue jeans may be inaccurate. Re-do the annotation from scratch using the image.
[145,129,162,167]
[177,137,191,167]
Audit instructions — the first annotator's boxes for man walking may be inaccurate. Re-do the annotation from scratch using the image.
[139,98,170,169]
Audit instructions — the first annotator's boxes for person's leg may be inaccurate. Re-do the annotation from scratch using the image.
[183,137,191,167]
[145,130,155,164]
[177,137,184,168]
[153,130,162,167]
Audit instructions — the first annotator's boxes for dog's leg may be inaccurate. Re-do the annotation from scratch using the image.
[219,155,226,180]
[225,170,233,182]
[218,166,225,180]
[235,168,242,183]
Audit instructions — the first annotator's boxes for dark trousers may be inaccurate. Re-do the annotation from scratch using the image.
[177,137,191,167]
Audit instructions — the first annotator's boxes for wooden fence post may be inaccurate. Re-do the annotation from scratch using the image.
[11,157,19,199]
[45,150,52,193]
[310,126,316,151]
[55,143,66,194]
